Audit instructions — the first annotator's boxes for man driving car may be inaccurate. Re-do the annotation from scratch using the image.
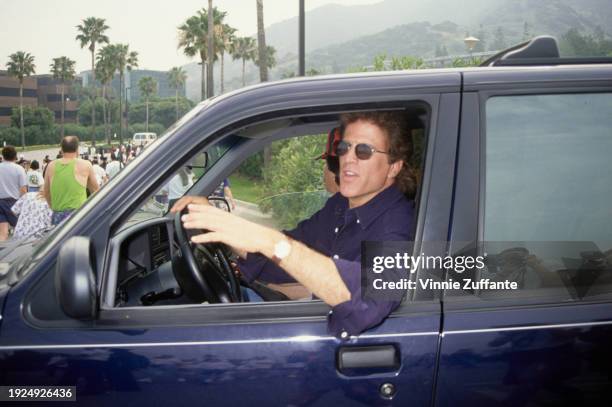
[172,111,416,337]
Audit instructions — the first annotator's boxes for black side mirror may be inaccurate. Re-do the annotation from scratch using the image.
[55,236,97,320]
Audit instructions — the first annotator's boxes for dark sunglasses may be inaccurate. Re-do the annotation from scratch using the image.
[335,140,389,160]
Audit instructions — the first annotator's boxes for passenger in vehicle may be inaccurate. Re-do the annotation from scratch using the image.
[175,111,417,336]
[265,127,343,299]
[317,127,341,194]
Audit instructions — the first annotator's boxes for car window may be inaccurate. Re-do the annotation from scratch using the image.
[226,134,330,231]
[122,140,231,228]
[449,92,612,302]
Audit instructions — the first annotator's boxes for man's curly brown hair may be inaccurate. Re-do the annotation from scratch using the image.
[340,111,417,198]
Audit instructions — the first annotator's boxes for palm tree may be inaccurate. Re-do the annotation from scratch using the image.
[50,56,76,139]
[96,45,117,144]
[254,45,277,72]
[178,7,226,101]
[6,51,36,150]
[138,76,157,132]
[231,37,256,87]
[168,67,187,121]
[103,44,138,144]
[256,0,268,82]
[217,23,236,93]
[76,17,109,145]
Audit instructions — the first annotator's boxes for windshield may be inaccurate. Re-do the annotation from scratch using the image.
[120,136,234,231]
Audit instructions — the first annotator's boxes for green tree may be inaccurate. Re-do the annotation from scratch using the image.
[128,97,194,128]
[451,56,483,67]
[231,36,256,87]
[260,135,327,229]
[373,54,387,71]
[138,76,158,132]
[390,56,426,70]
[96,45,117,143]
[76,17,109,145]
[50,56,76,139]
[178,7,226,100]
[217,23,237,93]
[10,106,55,145]
[103,44,138,142]
[6,51,36,150]
[168,67,188,121]
[560,27,612,56]
[253,45,276,71]
[256,0,268,82]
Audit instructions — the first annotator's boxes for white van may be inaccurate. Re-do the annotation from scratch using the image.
[132,132,157,146]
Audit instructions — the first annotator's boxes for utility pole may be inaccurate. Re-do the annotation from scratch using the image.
[299,0,305,76]
[207,0,215,98]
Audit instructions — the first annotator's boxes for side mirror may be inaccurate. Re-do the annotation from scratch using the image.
[55,236,97,320]
[208,196,231,212]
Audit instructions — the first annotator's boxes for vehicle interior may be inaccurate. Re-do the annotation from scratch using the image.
[103,105,430,309]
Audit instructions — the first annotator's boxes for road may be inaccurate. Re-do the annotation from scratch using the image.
[18,147,62,163]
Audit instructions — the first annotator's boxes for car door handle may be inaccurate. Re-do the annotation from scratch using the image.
[337,345,400,374]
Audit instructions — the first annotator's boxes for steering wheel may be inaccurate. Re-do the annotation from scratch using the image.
[173,210,242,303]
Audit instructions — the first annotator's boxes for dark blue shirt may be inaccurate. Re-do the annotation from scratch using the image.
[238,184,414,336]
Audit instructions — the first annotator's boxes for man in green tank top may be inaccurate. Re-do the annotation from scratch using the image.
[43,136,99,225]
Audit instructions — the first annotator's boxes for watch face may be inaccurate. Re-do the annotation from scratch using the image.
[274,240,291,258]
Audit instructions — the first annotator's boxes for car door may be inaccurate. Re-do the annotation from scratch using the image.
[0,74,461,406]
[435,67,612,405]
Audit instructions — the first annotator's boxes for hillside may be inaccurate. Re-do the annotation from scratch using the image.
[183,0,612,100]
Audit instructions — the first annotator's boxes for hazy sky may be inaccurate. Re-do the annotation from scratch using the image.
[1,0,378,74]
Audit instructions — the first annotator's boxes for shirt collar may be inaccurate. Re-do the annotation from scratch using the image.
[334,184,408,230]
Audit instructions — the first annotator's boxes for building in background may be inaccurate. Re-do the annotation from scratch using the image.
[36,75,81,124]
[81,69,185,103]
[0,70,38,126]
[0,71,81,127]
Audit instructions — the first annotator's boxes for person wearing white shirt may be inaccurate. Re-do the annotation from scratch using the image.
[26,160,44,192]
[105,153,123,179]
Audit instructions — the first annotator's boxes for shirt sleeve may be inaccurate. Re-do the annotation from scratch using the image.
[237,196,337,284]
[237,253,296,284]
[327,258,403,337]
[327,216,413,337]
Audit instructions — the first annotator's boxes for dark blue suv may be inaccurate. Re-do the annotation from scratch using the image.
[1,37,612,406]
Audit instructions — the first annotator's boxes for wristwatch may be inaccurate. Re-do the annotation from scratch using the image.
[272,239,292,264]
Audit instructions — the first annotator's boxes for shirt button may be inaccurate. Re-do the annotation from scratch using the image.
[334,227,339,233]
[356,219,360,224]
[333,254,339,260]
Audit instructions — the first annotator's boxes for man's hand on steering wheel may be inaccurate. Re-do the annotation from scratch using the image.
[173,208,242,303]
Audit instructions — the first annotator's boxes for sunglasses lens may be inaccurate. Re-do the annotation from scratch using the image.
[335,141,350,156]
[355,143,374,160]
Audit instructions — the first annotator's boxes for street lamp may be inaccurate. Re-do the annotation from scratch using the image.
[464,36,480,64]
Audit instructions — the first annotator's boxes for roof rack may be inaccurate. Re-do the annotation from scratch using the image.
[480,35,612,67]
